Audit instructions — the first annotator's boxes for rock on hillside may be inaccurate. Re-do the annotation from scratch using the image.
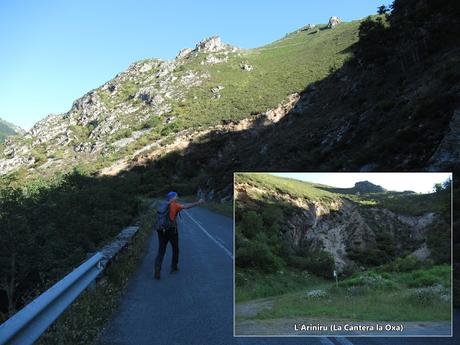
[328,16,342,28]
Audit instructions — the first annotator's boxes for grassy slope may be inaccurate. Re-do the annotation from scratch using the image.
[236,173,339,202]
[179,22,359,127]
[240,265,451,322]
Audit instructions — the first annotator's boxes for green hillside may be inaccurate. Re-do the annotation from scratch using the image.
[99,21,359,133]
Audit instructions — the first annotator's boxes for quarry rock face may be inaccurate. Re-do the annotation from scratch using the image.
[328,16,342,28]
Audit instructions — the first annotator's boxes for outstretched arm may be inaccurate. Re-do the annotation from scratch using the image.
[181,199,205,209]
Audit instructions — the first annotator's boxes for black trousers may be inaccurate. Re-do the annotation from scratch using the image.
[154,227,179,271]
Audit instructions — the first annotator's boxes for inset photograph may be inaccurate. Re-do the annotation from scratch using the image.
[234,172,452,336]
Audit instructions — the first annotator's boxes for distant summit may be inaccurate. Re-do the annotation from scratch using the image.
[321,180,386,195]
[352,180,386,194]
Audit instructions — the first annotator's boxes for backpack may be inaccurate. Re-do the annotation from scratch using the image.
[154,200,173,232]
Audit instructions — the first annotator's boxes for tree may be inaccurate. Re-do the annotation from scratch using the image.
[377,5,389,15]
[433,178,451,193]
[433,183,444,193]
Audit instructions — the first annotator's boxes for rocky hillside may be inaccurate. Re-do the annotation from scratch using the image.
[235,173,451,274]
[1,1,458,190]
[0,19,360,177]
[0,118,23,143]
[81,0,459,203]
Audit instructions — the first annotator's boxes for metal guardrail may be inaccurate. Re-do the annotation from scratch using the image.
[0,252,104,345]
[0,224,140,345]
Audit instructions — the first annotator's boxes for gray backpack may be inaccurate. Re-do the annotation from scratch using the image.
[154,200,173,231]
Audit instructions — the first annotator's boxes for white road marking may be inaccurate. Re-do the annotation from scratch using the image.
[320,338,336,345]
[214,235,226,245]
[183,210,234,259]
[335,337,355,345]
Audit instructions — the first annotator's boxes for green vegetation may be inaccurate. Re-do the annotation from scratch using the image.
[36,201,155,345]
[112,128,133,141]
[236,269,326,303]
[238,265,451,322]
[0,171,145,322]
[30,147,48,167]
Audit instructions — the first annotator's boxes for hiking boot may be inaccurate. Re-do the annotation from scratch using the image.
[170,266,179,274]
[154,269,161,280]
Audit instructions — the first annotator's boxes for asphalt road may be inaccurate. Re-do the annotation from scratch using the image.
[95,207,459,345]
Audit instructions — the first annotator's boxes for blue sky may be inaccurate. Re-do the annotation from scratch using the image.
[270,173,452,194]
[0,0,392,130]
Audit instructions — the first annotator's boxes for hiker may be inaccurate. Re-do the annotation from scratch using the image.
[154,191,204,279]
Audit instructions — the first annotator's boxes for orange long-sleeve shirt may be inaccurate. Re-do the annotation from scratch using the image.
[169,200,184,221]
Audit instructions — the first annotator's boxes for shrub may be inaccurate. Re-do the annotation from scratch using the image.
[305,289,327,298]
[426,219,451,264]
[357,16,389,62]
[112,128,133,141]
[287,251,335,279]
[31,150,47,165]
[404,285,450,306]
[392,256,423,272]
[341,271,398,290]
[261,205,283,227]
[405,271,443,288]
[236,238,283,272]
[239,210,263,239]
[405,288,437,306]
[142,116,161,129]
